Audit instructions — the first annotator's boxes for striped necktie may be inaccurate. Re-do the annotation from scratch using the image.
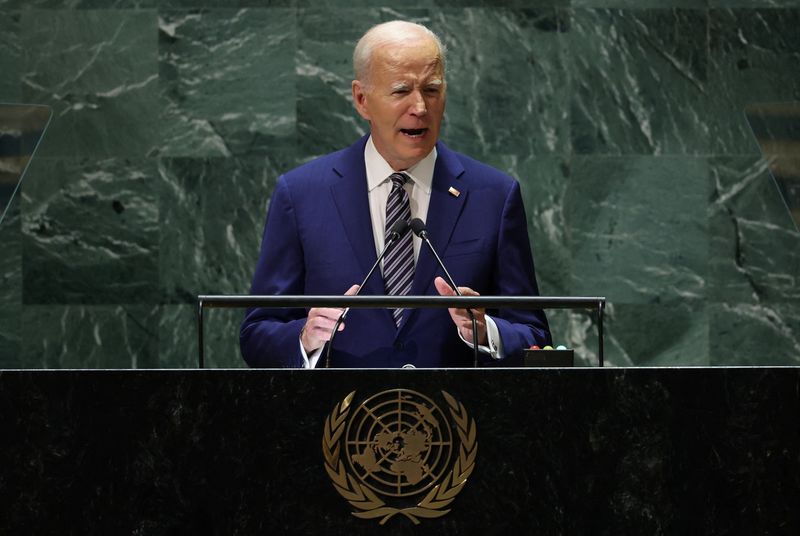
[383,172,413,327]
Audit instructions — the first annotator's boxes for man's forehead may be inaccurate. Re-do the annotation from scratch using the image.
[374,37,441,64]
[378,53,444,79]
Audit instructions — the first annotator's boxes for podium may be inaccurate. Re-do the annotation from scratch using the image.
[1,367,798,534]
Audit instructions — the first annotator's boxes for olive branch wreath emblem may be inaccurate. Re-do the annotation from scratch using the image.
[322,390,477,525]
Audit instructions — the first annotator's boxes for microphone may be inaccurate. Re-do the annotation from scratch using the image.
[324,219,410,367]
[409,218,480,367]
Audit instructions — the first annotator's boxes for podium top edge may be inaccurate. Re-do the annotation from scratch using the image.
[196,295,607,309]
[2,366,799,373]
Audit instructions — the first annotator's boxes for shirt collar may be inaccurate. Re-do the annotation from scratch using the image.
[364,136,436,194]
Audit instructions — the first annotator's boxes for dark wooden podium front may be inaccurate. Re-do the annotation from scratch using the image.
[1,367,798,534]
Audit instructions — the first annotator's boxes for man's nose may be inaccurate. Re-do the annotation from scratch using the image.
[409,90,427,116]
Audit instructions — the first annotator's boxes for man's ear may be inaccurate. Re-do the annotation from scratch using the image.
[352,80,371,121]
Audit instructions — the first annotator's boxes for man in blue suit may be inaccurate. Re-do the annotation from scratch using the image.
[240,20,550,368]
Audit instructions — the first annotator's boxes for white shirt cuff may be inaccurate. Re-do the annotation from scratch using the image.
[299,338,324,368]
[458,315,504,360]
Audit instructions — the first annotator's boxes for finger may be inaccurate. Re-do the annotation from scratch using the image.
[461,307,486,318]
[309,307,347,321]
[344,284,360,296]
[454,313,483,329]
[434,276,456,296]
[457,285,480,296]
[449,303,485,320]
[435,276,466,326]
[313,312,341,326]
[451,286,486,317]
[305,317,344,341]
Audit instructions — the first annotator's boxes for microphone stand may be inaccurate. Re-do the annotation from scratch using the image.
[323,220,409,368]
[410,219,480,368]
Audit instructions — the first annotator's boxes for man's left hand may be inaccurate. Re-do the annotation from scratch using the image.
[434,276,487,346]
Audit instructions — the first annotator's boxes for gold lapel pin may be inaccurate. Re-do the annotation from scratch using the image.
[448,186,461,198]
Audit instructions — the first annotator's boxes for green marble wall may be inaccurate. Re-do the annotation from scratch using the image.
[1,1,799,368]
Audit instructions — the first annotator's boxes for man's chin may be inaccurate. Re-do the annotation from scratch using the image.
[374,135,436,170]
[400,147,434,167]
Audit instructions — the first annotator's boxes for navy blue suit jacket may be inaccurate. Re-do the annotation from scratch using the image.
[240,136,550,368]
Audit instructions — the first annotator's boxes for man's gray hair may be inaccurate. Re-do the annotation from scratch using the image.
[353,20,446,87]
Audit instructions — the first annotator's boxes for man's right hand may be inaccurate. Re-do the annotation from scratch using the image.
[300,284,360,353]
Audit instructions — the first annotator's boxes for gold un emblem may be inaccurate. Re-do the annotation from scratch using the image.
[322,389,478,525]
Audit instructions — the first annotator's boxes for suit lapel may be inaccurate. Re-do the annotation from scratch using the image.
[329,137,385,297]
[400,143,467,331]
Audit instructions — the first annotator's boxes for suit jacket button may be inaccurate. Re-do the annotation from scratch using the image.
[394,341,404,350]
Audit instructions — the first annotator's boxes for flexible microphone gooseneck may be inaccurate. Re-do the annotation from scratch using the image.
[323,219,410,368]
[409,218,480,368]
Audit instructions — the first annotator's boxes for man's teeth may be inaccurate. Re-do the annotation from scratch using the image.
[402,129,425,137]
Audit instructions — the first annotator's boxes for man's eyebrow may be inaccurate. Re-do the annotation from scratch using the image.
[389,79,444,92]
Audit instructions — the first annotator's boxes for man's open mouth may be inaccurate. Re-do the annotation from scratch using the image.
[400,128,427,138]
